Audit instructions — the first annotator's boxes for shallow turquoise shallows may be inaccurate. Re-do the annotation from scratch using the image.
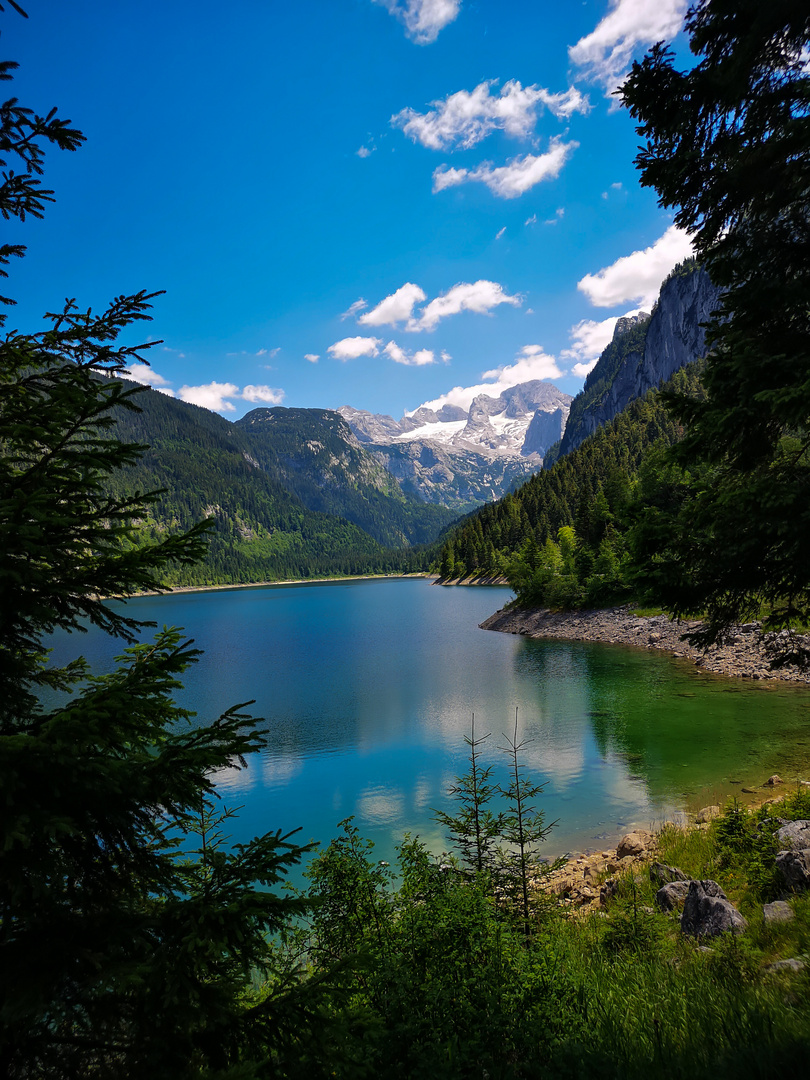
[46,578,810,873]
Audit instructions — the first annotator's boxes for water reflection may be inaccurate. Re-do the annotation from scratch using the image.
[43,580,810,870]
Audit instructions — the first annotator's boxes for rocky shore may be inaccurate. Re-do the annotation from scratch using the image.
[480,604,810,685]
[538,788,806,913]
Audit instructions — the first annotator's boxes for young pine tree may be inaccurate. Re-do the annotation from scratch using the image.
[433,716,505,878]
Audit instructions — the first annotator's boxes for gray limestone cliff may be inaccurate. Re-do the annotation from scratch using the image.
[555,264,724,459]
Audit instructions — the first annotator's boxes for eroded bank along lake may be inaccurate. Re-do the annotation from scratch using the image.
[47,578,810,866]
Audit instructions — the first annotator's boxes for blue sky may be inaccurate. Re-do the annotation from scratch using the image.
[6,0,694,420]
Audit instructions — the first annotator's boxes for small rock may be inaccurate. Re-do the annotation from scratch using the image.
[616,831,650,858]
[764,958,806,974]
[600,879,619,906]
[649,861,688,886]
[657,880,691,913]
[763,901,794,925]
[764,774,784,786]
[681,880,747,937]
[695,805,721,824]
[776,848,810,889]
[775,820,810,852]
[742,787,757,794]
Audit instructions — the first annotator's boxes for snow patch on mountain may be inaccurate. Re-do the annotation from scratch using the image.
[339,380,572,461]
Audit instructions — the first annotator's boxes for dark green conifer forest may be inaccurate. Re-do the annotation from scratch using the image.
[104,385,449,586]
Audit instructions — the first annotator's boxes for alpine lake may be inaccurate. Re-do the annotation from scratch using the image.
[47,578,810,879]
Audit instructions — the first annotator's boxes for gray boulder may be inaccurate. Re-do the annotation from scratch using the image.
[764,958,806,974]
[775,820,810,852]
[600,878,619,906]
[656,881,692,913]
[762,900,794,925]
[775,848,810,889]
[649,861,688,886]
[681,880,747,937]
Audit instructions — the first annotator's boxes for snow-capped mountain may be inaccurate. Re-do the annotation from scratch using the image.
[339,380,571,460]
[337,380,572,511]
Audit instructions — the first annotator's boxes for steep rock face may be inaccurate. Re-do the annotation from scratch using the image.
[337,380,572,507]
[522,407,566,456]
[613,312,649,338]
[556,265,724,458]
[369,440,538,512]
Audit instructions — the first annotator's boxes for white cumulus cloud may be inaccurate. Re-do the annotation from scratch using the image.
[374,0,460,44]
[123,363,175,394]
[410,279,521,331]
[176,382,286,412]
[432,138,578,198]
[304,353,320,363]
[341,298,368,320]
[569,0,687,93]
[392,79,589,151]
[577,225,693,309]
[327,336,383,361]
[241,384,285,404]
[384,341,437,366]
[178,382,240,412]
[481,344,564,385]
[358,282,427,327]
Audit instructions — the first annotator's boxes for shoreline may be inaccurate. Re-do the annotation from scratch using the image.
[115,572,437,600]
[480,603,810,686]
[541,784,800,909]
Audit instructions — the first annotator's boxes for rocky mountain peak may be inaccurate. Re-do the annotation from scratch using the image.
[613,312,650,340]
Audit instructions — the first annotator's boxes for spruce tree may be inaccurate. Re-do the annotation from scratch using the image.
[0,7,321,1075]
[620,0,810,652]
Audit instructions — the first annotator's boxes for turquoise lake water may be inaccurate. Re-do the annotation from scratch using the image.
[46,578,810,870]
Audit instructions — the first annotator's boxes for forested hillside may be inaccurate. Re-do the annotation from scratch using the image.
[234,407,457,545]
[437,363,705,607]
[106,385,446,585]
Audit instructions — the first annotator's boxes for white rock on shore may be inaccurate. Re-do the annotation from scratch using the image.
[479,605,810,685]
